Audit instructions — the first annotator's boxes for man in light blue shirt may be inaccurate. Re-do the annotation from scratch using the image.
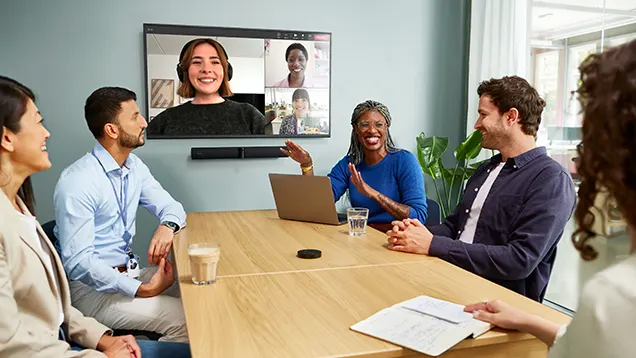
[54,87,189,343]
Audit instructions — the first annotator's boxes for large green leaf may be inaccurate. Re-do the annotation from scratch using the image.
[454,130,483,161]
[417,145,443,180]
[416,133,448,180]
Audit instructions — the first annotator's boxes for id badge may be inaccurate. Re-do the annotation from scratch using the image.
[126,254,141,279]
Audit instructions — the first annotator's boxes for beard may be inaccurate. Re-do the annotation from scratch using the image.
[480,132,499,150]
[119,128,145,149]
[480,120,508,150]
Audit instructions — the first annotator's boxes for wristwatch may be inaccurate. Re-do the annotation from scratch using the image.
[161,221,180,233]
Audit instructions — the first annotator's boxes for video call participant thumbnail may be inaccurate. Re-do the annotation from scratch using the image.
[280,88,311,135]
[270,43,318,89]
[147,38,265,136]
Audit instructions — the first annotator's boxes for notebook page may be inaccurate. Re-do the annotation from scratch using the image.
[350,306,477,357]
[400,295,473,324]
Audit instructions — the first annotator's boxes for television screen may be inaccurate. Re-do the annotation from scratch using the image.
[143,24,331,139]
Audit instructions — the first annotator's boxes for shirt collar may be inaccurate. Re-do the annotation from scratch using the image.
[488,146,547,169]
[92,142,133,173]
[283,74,312,87]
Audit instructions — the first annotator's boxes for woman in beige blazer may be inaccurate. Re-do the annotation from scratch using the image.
[0,77,190,357]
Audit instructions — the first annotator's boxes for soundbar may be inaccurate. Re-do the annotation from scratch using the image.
[191,146,288,160]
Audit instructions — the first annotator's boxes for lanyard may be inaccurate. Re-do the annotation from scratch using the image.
[91,150,131,241]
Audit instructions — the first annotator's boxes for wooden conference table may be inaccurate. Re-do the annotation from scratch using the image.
[173,210,570,358]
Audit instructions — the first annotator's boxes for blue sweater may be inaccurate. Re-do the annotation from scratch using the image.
[328,150,428,223]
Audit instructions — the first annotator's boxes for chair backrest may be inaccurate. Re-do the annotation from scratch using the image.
[41,220,57,247]
[425,199,441,227]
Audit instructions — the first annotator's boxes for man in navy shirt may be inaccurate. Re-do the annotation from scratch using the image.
[387,76,576,302]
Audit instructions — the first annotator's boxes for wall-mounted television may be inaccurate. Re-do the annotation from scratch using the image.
[143,23,332,139]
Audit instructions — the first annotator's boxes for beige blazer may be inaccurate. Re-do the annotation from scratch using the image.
[0,191,110,357]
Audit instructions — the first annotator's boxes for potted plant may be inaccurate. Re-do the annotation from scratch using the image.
[416,130,486,218]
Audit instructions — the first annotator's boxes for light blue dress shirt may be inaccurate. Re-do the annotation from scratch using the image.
[53,143,186,297]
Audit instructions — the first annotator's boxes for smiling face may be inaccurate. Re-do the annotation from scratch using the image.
[287,49,307,78]
[474,95,508,150]
[293,98,309,117]
[1,98,51,175]
[187,43,224,97]
[355,110,388,152]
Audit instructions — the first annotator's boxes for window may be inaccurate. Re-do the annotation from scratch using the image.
[530,0,636,174]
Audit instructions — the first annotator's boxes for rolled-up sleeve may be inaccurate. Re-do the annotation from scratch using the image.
[136,160,186,231]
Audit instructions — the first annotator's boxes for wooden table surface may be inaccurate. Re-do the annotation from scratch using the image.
[174,211,431,277]
[174,211,570,358]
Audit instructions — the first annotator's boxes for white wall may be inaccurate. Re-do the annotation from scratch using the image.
[227,57,265,94]
[0,0,470,257]
[147,54,181,118]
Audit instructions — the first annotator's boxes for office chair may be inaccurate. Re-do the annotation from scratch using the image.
[425,199,441,227]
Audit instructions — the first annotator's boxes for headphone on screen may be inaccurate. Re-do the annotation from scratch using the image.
[176,38,233,82]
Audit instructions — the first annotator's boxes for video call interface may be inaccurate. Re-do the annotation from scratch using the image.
[144,24,331,138]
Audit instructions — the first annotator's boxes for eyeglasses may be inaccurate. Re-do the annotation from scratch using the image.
[357,121,387,130]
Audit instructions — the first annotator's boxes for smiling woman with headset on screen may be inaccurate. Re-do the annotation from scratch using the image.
[147,38,265,136]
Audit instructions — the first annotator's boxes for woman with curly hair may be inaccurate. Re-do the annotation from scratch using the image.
[463,39,636,357]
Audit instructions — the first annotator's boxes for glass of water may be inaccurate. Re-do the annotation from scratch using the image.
[347,207,369,236]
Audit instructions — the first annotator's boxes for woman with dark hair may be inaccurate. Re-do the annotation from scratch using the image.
[0,76,190,357]
[281,100,428,225]
[463,39,636,357]
[271,43,316,88]
[279,88,311,135]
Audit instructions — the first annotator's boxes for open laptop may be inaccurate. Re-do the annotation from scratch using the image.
[268,173,347,225]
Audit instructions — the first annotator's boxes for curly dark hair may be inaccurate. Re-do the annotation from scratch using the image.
[572,39,636,261]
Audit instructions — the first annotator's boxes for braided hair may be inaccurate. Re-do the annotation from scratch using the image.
[347,100,399,165]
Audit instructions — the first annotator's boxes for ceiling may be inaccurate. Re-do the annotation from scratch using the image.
[532,0,636,40]
[146,34,265,58]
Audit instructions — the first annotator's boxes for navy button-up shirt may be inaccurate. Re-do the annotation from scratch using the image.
[429,147,576,302]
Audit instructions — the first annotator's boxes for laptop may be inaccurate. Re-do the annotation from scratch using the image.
[268,173,347,225]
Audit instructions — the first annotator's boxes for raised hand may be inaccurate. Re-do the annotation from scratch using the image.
[280,140,312,166]
[348,163,378,198]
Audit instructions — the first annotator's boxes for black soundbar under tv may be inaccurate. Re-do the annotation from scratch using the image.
[191,146,288,160]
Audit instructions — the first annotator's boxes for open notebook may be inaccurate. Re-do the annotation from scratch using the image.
[350,296,493,357]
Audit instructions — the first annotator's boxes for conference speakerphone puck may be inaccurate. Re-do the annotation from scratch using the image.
[297,249,322,259]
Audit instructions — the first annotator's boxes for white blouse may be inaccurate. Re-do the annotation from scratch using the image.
[548,252,636,358]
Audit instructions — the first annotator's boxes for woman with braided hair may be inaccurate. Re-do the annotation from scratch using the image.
[281,100,428,226]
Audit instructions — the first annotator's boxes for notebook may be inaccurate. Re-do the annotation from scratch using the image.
[350,295,493,357]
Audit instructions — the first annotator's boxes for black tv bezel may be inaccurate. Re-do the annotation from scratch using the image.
[142,23,332,139]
